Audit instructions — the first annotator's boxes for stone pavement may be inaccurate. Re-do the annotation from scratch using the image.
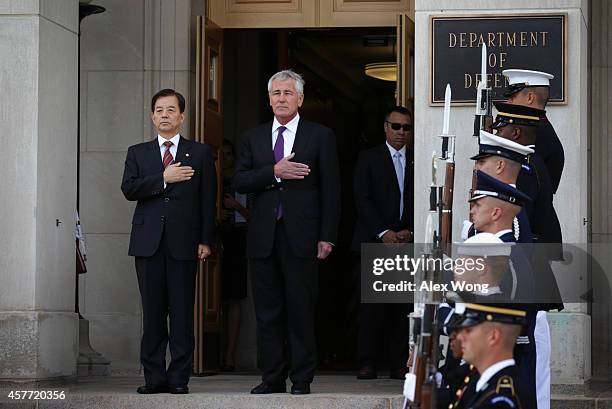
[0,374,611,409]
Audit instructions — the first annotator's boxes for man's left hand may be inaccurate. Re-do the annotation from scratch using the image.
[317,241,333,260]
[198,244,211,260]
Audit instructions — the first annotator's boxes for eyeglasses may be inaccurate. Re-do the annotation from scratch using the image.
[386,121,412,131]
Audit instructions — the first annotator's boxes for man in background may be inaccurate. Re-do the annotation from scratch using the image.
[351,106,414,380]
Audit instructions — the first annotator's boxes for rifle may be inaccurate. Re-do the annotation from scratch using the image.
[473,44,493,137]
[404,194,443,409]
[404,86,455,409]
[439,84,455,254]
[471,45,492,220]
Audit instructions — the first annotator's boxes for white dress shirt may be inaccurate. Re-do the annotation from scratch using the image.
[272,114,300,182]
[158,133,180,188]
[378,142,407,238]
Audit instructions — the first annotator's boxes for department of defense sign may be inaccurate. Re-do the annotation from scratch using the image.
[430,14,566,105]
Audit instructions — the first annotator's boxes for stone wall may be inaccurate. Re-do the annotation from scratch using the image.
[0,0,79,380]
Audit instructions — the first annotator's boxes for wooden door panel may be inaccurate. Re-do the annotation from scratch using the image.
[396,13,414,110]
[194,16,223,375]
[209,0,316,28]
[319,0,413,27]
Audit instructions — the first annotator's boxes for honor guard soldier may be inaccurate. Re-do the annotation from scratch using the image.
[452,303,528,409]
[470,164,558,409]
[491,101,563,256]
[436,314,478,409]
[468,167,533,244]
[503,69,564,194]
[464,130,535,243]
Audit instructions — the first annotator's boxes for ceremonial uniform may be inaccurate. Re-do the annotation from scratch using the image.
[450,304,529,409]
[437,362,478,409]
[462,364,523,409]
[468,130,536,244]
[503,69,564,194]
[492,102,564,308]
[492,102,562,251]
[537,117,564,194]
[469,137,556,408]
[468,171,536,302]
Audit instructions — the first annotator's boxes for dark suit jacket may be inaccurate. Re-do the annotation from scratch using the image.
[121,137,217,260]
[232,119,341,259]
[351,144,414,252]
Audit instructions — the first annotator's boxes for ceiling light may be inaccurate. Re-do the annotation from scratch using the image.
[364,62,396,82]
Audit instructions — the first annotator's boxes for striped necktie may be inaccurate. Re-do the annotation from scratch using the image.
[162,141,174,169]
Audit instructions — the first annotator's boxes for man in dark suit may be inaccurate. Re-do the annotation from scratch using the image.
[233,70,340,395]
[121,89,217,395]
[351,106,414,380]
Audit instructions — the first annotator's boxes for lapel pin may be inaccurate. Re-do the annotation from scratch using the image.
[185,153,190,158]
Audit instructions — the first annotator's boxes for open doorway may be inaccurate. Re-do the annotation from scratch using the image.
[222,27,399,372]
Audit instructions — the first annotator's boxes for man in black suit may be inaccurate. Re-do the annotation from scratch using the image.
[233,70,340,395]
[121,89,217,395]
[351,106,414,380]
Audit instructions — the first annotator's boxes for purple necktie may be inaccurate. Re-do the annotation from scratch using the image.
[274,126,286,219]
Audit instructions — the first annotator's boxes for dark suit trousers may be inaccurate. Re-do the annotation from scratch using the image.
[135,227,197,387]
[353,255,410,370]
[250,219,319,385]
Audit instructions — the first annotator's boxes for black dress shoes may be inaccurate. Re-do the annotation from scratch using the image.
[136,384,168,394]
[168,385,189,394]
[250,382,286,394]
[290,383,311,395]
[356,366,378,380]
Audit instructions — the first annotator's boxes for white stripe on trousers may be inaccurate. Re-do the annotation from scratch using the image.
[535,311,551,409]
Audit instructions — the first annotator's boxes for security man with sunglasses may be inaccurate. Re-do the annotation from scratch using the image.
[352,106,414,380]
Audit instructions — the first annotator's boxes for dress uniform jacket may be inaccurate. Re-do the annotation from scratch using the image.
[437,363,478,409]
[459,365,524,409]
[536,116,564,194]
[516,153,563,257]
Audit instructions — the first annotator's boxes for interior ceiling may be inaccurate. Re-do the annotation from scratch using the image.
[288,28,396,98]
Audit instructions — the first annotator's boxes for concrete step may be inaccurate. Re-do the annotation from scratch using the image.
[0,375,610,409]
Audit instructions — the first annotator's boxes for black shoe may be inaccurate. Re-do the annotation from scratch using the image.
[250,382,286,394]
[290,383,311,395]
[136,384,168,394]
[356,366,377,380]
[168,385,189,394]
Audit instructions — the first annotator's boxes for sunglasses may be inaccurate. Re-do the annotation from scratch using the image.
[386,121,412,131]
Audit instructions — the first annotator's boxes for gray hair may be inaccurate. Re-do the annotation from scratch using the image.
[267,69,305,95]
